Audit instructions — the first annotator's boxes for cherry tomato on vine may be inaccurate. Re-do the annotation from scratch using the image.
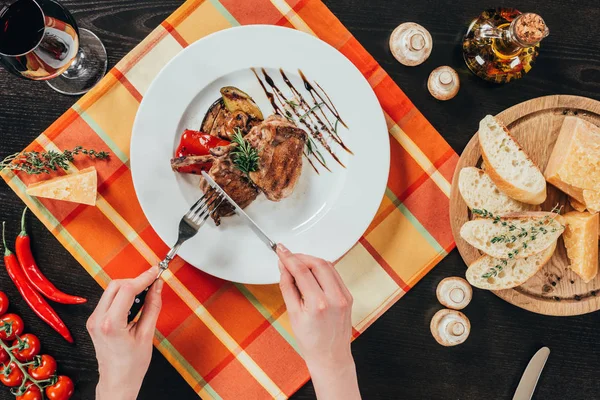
[28,354,57,381]
[16,382,42,400]
[0,346,9,365]
[0,291,8,316]
[0,361,24,387]
[11,334,41,362]
[0,313,24,341]
[45,375,74,400]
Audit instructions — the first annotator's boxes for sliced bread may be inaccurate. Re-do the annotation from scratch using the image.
[458,167,535,215]
[466,241,557,290]
[563,211,599,283]
[460,211,565,259]
[478,115,546,205]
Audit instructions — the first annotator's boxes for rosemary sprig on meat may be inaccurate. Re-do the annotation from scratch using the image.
[231,129,259,175]
[472,206,564,279]
[0,147,110,175]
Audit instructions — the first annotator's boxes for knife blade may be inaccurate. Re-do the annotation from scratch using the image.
[512,347,550,400]
[201,171,277,251]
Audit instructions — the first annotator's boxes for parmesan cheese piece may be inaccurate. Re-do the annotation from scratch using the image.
[26,167,98,206]
[562,211,599,283]
[545,117,600,212]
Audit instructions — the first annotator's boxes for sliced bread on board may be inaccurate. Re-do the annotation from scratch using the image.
[458,167,536,215]
[478,115,546,205]
[563,211,599,283]
[460,211,564,259]
[466,241,557,290]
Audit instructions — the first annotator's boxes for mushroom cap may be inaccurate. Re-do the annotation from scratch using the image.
[428,66,460,101]
[436,276,472,310]
[430,309,471,347]
[389,22,433,66]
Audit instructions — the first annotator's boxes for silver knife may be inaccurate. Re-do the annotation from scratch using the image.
[201,171,277,251]
[512,347,550,400]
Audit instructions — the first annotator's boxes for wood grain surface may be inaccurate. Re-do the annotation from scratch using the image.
[450,95,600,316]
[1,0,600,399]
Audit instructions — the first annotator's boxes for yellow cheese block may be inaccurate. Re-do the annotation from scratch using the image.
[545,117,600,212]
[26,167,98,206]
[562,211,599,283]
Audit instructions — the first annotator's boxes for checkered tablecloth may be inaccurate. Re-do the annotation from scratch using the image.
[1,0,458,398]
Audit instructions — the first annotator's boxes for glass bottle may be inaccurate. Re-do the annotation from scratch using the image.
[463,8,549,84]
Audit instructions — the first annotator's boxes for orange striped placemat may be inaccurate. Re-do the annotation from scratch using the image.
[1,0,458,398]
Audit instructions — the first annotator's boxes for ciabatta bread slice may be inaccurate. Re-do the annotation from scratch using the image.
[460,211,564,259]
[478,115,546,205]
[466,241,557,290]
[563,211,599,283]
[458,167,536,215]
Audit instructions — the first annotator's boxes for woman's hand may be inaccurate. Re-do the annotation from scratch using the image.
[86,267,164,400]
[277,245,361,400]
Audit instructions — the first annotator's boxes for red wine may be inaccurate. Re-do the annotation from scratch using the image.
[0,0,45,56]
[0,0,79,80]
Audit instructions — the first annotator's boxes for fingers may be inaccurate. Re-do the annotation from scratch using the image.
[294,254,352,306]
[135,279,164,338]
[278,261,301,313]
[106,267,160,329]
[94,279,123,315]
[276,245,323,303]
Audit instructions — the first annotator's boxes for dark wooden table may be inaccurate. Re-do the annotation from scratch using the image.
[1,0,599,398]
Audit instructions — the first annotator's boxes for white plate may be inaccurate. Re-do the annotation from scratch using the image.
[131,26,389,284]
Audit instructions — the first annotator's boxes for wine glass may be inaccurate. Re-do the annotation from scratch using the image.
[0,0,108,95]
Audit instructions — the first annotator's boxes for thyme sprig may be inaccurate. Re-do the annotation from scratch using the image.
[231,129,260,175]
[472,206,564,279]
[0,147,110,175]
[305,135,327,166]
[299,102,325,122]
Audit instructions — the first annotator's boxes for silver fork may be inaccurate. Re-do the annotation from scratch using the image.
[127,190,225,322]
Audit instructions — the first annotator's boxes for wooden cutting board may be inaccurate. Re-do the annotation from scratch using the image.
[450,95,600,316]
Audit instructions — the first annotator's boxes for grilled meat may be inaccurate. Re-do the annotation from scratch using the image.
[199,150,259,225]
[245,115,307,201]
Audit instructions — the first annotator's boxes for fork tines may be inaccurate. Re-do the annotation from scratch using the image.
[185,189,225,226]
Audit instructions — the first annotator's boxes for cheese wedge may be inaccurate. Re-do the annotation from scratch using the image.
[545,117,600,212]
[562,211,599,283]
[26,167,97,206]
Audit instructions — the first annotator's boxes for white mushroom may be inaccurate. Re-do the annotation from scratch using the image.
[430,309,470,347]
[436,277,472,310]
[428,66,460,100]
[389,22,433,66]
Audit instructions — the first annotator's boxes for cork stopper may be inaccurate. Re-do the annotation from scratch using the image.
[512,13,549,46]
[428,66,460,101]
[389,23,433,66]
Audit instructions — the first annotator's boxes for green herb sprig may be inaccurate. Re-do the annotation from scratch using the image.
[0,147,110,175]
[231,129,260,175]
[472,206,564,279]
[299,102,325,122]
[305,135,327,167]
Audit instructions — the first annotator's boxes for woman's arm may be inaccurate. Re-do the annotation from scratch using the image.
[86,266,164,400]
[277,246,361,400]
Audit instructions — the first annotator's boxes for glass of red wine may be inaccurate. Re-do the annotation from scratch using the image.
[0,0,107,95]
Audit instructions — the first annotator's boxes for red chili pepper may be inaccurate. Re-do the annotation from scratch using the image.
[16,209,86,305]
[2,222,73,343]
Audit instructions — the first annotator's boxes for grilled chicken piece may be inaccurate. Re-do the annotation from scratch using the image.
[200,155,259,225]
[245,115,307,201]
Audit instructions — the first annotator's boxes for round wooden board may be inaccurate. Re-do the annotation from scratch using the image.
[450,95,600,316]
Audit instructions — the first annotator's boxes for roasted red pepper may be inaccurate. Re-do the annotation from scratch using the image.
[2,222,73,343]
[175,130,230,174]
[16,208,86,305]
